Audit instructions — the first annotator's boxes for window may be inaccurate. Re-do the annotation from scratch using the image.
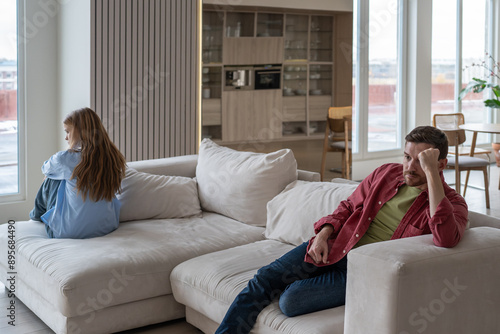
[0,0,18,196]
[354,0,404,157]
[431,0,456,116]
[461,0,490,145]
[367,0,401,152]
[431,0,491,145]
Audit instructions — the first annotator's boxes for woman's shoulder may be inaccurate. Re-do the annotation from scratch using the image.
[52,149,81,160]
[45,150,81,169]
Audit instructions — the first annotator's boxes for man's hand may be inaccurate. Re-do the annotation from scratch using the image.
[307,224,333,264]
[418,148,441,174]
[418,147,446,217]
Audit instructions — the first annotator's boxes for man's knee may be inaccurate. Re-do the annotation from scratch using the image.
[278,292,301,317]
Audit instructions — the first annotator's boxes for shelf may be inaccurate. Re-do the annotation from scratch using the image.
[201,8,350,144]
[202,45,223,50]
[286,29,308,33]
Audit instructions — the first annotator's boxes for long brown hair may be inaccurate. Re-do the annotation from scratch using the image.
[64,108,126,202]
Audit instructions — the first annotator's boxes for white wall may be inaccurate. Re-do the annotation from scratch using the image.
[203,0,353,12]
[1,0,60,221]
[58,0,91,150]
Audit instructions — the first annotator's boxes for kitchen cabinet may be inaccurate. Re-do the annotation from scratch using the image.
[202,66,222,140]
[223,12,284,65]
[282,15,335,138]
[222,90,282,142]
[224,38,284,65]
[201,6,352,144]
[226,12,254,37]
[284,15,308,61]
[309,16,333,62]
[202,11,223,64]
[257,13,284,37]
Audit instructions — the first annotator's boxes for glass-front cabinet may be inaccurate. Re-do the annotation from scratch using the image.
[309,64,333,135]
[257,13,284,37]
[201,6,350,142]
[309,16,333,62]
[283,64,307,137]
[282,14,334,137]
[309,64,332,97]
[284,15,308,61]
[226,12,254,37]
[202,66,222,140]
[202,11,224,140]
[202,11,223,64]
[283,64,307,97]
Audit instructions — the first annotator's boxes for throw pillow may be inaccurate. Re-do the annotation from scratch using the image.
[196,139,297,226]
[265,180,358,246]
[117,168,202,222]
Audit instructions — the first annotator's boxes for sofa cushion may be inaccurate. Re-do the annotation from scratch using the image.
[170,240,345,334]
[117,168,202,222]
[0,214,264,318]
[265,180,358,246]
[196,139,297,227]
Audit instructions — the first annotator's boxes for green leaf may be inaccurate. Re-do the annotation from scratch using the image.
[484,99,500,108]
[491,85,500,98]
[459,78,487,100]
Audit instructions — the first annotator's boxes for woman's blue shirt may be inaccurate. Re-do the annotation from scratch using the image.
[41,150,121,238]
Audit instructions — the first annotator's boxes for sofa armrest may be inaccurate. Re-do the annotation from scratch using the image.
[344,227,500,334]
[467,210,500,229]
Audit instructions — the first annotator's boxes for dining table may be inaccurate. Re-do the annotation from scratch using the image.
[459,122,500,189]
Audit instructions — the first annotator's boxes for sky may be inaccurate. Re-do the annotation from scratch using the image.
[0,0,17,61]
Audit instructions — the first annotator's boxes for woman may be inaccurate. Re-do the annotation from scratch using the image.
[30,107,126,238]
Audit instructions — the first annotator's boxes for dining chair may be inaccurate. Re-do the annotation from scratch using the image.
[441,128,490,208]
[320,106,352,181]
[433,113,492,194]
[432,113,491,158]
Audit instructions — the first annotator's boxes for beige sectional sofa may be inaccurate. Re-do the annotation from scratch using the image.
[1,139,500,334]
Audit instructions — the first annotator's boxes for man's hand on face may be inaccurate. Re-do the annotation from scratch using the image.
[418,148,441,174]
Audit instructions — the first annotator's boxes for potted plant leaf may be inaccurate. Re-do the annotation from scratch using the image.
[459,53,500,166]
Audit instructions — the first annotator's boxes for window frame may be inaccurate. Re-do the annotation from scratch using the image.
[453,0,493,144]
[0,0,26,203]
[354,0,407,160]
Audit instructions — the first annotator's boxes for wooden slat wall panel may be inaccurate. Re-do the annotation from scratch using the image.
[91,0,199,161]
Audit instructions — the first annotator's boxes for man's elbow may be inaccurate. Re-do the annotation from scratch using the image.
[433,234,462,248]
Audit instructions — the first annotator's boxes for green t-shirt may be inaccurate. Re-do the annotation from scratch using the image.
[355,185,422,248]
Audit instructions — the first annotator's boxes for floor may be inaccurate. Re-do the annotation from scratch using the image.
[1,140,499,334]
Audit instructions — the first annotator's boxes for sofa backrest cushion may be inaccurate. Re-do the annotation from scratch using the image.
[127,155,198,178]
[117,168,202,222]
[196,139,297,227]
[265,180,358,245]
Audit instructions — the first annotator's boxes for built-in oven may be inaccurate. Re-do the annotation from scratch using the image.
[254,65,281,90]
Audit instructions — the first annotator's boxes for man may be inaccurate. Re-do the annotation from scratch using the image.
[215,126,468,334]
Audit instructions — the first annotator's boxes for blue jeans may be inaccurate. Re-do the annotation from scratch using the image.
[29,178,62,238]
[215,242,348,334]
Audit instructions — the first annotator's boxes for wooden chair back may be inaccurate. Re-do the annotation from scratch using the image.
[432,113,465,129]
[320,107,353,181]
